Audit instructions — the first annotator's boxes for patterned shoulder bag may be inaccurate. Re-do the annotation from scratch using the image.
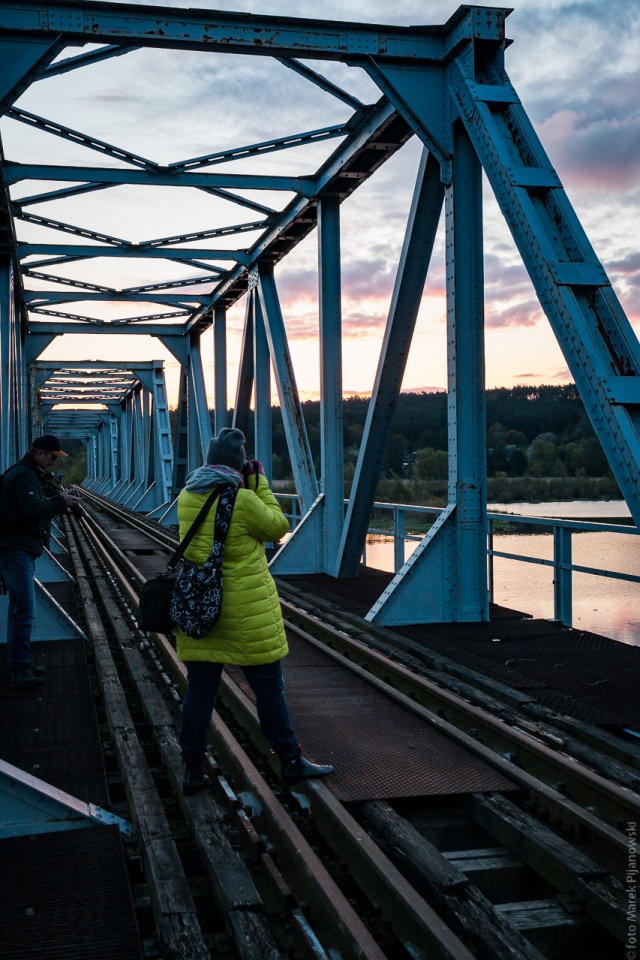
[169,483,239,639]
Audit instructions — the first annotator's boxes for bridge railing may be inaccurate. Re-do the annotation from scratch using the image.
[273,494,640,627]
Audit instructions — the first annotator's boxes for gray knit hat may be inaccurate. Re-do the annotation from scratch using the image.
[206,428,246,471]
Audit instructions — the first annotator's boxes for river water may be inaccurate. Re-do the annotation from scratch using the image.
[364,501,640,647]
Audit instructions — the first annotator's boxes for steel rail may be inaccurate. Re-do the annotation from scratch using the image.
[73,508,476,960]
[276,576,640,773]
[77,495,637,873]
[71,498,633,948]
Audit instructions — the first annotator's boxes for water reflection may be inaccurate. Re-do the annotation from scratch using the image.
[364,517,640,647]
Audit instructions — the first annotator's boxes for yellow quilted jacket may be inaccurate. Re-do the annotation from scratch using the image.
[175,474,290,664]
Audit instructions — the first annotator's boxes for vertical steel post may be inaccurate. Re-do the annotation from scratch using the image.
[233,289,254,438]
[318,195,344,573]
[116,398,132,495]
[214,305,228,434]
[446,121,489,620]
[150,363,174,507]
[172,369,189,493]
[393,508,405,572]
[253,291,272,483]
[132,387,145,490]
[553,525,573,626]
[0,258,19,470]
[257,262,318,513]
[336,150,444,577]
[109,414,119,489]
[188,334,213,468]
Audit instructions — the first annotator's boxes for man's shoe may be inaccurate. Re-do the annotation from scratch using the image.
[29,663,46,676]
[182,760,210,796]
[11,667,44,689]
[281,754,334,783]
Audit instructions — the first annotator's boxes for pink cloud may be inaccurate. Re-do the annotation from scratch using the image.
[539,109,640,190]
[486,298,543,328]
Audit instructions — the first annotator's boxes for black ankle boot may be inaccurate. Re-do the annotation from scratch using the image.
[281,754,334,783]
[182,759,210,796]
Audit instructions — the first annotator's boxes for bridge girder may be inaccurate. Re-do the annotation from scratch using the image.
[0,2,636,624]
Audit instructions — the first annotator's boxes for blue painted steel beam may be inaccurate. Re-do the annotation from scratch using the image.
[447,49,640,527]
[0,259,25,469]
[7,106,159,170]
[138,221,267,247]
[29,309,190,324]
[0,35,63,110]
[317,195,344,573]
[28,321,187,335]
[4,162,318,196]
[39,44,141,78]
[213,305,228,434]
[0,3,507,62]
[23,268,114,293]
[18,244,250,262]
[187,334,213,469]
[169,123,348,172]
[444,121,489,620]
[253,292,272,480]
[196,97,408,321]
[15,211,143,247]
[257,263,318,512]
[337,149,444,577]
[0,758,133,838]
[25,292,204,304]
[18,182,113,207]
[275,58,365,111]
[122,273,224,293]
[232,290,254,438]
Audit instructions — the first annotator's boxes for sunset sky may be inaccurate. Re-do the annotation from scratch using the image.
[6,0,639,407]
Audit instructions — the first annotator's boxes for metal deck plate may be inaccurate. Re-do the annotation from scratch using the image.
[0,642,108,806]
[230,634,514,802]
[0,827,142,960]
[283,571,640,729]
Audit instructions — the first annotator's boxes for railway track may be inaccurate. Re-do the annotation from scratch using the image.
[60,489,636,958]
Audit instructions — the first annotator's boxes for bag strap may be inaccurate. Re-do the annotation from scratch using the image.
[167,484,225,571]
[211,484,239,548]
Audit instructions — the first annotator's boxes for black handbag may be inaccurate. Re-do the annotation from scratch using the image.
[169,484,238,638]
[136,485,225,633]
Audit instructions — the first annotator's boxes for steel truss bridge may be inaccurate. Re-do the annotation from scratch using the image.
[0,1,638,626]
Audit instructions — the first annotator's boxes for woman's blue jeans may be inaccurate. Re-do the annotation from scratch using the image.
[0,548,37,670]
[179,659,300,764]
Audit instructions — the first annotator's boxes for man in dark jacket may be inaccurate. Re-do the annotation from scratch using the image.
[0,435,81,688]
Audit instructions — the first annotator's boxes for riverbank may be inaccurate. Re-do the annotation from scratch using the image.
[273,475,622,505]
[373,474,621,508]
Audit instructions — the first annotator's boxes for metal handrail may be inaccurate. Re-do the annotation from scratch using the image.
[273,493,639,626]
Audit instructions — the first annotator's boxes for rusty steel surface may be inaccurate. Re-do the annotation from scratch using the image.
[229,632,514,803]
[282,570,640,729]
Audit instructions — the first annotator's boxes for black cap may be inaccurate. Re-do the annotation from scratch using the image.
[206,428,246,471]
[32,435,68,458]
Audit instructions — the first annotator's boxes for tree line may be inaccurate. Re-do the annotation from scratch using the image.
[57,384,616,493]
[267,384,614,482]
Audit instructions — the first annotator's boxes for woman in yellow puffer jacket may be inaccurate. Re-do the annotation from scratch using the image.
[177,427,333,794]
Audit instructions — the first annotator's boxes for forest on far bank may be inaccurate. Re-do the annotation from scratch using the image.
[58,384,622,501]
[269,383,616,483]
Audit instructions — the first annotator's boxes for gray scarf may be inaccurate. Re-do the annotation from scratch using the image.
[185,463,243,493]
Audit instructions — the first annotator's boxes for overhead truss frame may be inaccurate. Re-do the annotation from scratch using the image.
[0,1,637,626]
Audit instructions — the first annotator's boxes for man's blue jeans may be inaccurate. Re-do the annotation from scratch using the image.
[0,548,36,670]
[180,659,300,764]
